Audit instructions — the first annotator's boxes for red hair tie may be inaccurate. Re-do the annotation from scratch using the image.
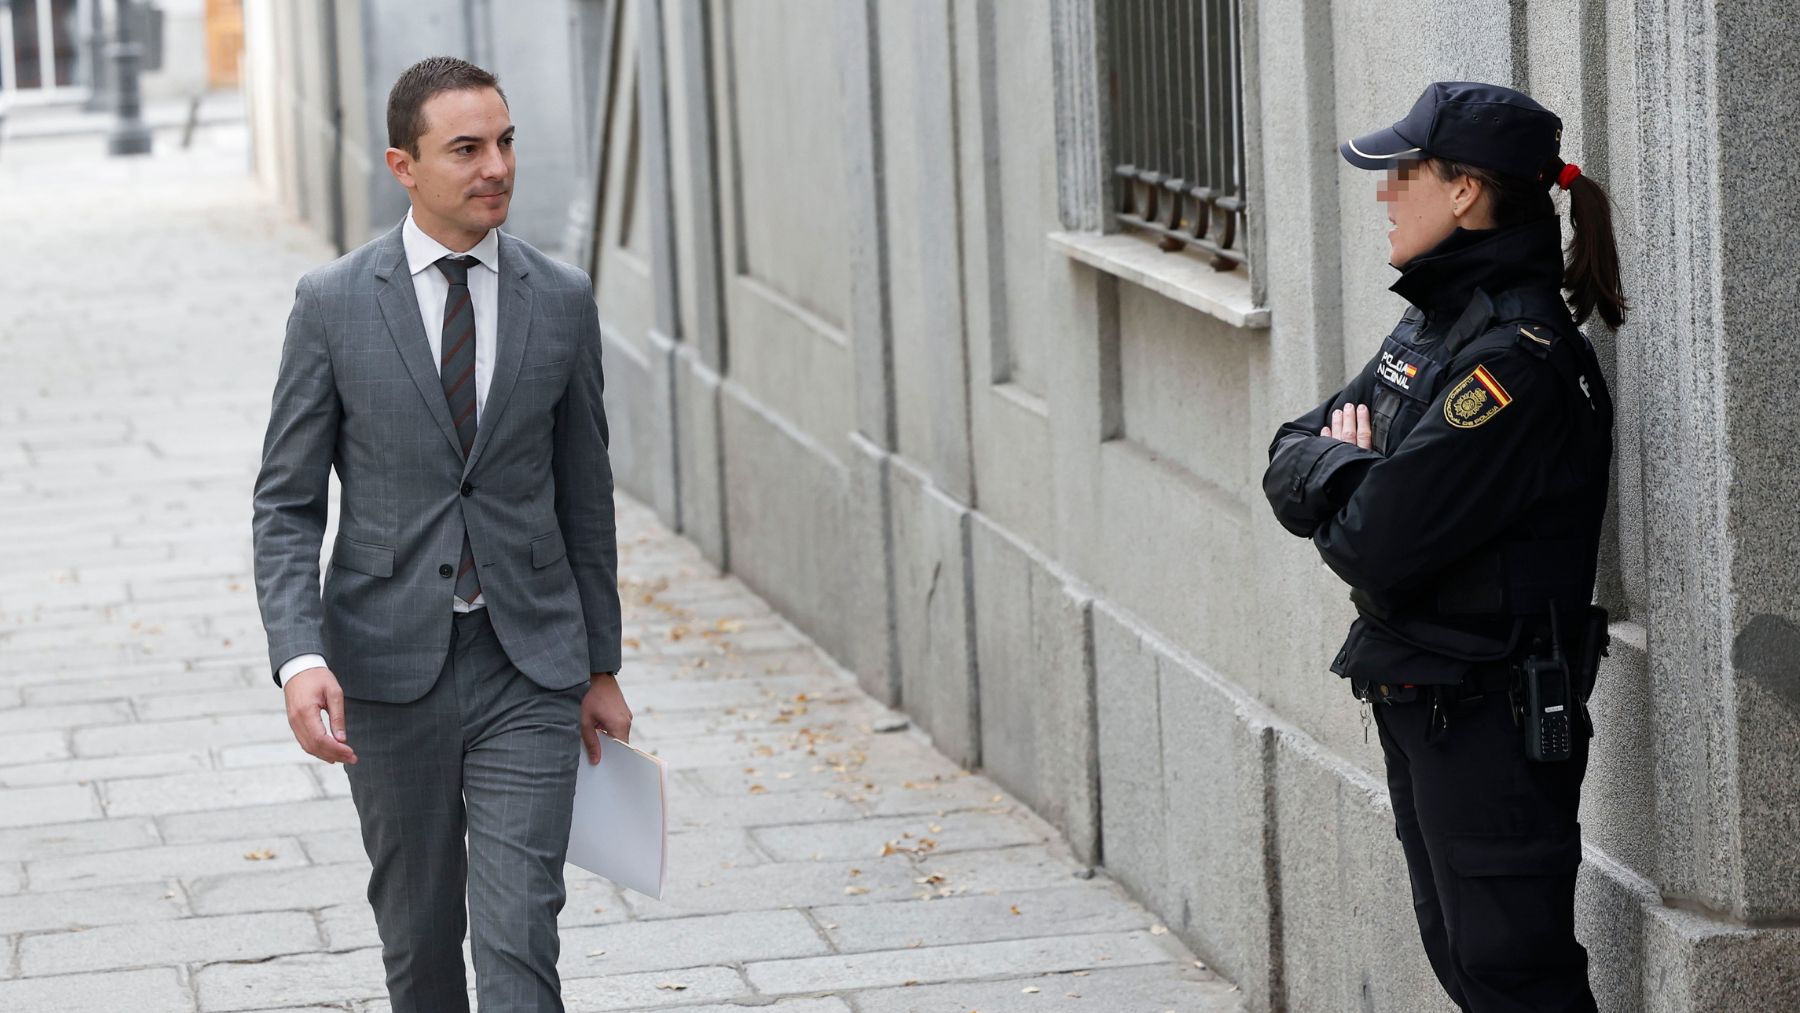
[1556,162,1582,190]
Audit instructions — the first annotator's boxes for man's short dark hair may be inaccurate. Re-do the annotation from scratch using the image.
[387,56,507,158]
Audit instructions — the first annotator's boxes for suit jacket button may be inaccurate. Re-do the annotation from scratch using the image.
[461,481,474,497]
[439,564,454,578]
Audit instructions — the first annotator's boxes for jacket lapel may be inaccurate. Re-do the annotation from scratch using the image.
[463,233,533,477]
[373,223,465,461]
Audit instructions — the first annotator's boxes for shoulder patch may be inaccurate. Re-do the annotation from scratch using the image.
[1443,364,1514,429]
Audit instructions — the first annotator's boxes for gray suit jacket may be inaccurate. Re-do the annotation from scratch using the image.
[251,222,621,703]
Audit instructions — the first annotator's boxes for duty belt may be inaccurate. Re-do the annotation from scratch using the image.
[1353,662,1517,706]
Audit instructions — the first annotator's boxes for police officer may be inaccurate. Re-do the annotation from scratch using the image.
[1263,82,1626,1012]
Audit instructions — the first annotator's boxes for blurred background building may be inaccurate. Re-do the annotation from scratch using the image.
[239,1,1800,1010]
[0,0,234,104]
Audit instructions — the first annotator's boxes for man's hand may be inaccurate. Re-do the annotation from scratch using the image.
[284,666,356,765]
[1321,402,1373,450]
[581,673,632,764]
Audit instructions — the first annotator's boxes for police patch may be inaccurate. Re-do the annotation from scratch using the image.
[1444,364,1513,429]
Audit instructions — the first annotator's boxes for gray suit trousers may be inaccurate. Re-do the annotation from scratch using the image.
[344,609,584,1013]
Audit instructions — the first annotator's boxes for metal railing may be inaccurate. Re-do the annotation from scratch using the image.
[1106,0,1248,270]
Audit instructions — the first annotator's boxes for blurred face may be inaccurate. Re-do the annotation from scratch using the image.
[1377,160,1485,268]
[385,87,515,250]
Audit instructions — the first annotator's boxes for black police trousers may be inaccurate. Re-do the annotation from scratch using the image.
[1374,686,1597,1013]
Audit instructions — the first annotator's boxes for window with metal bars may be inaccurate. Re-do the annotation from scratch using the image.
[1106,0,1248,271]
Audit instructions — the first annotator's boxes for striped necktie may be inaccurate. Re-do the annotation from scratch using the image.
[435,255,481,605]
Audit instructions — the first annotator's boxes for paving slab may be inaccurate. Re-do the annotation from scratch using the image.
[812,884,1154,953]
[0,701,132,733]
[847,964,1246,1012]
[0,967,196,1013]
[0,816,161,860]
[186,862,370,916]
[0,747,215,789]
[194,947,389,1011]
[0,730,73,765]
[100,764,321,817]
[28,836,309,891]
[19,909,322,976]
[556,909,831,978]
[156,799,360,844]
[750,808,1048,862]
[0,784,102,828]
[0,879,188,935]
[743,930,1178,993]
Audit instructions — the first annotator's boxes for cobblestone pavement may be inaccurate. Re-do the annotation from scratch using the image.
[0,127,1245,1012]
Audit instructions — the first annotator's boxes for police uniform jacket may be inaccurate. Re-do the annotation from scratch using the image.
[1263,216,1614,686]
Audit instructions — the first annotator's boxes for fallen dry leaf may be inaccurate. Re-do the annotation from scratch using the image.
[844,885,870,896]
[655,982,688,991]
[747,784,768,794]
[1150,925,1168,936]
[1022,986,1041,994]
[1010,905,1022,916]
[242,849,277,861]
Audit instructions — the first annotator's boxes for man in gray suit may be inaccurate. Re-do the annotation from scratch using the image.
[251,57,630,1013]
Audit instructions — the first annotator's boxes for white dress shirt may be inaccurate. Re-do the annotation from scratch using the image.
[277,210,502,685]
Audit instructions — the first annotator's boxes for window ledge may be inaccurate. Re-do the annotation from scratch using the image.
[1048,231,1270,330]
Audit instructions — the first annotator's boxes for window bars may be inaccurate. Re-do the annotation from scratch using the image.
[1107,0,1248,270]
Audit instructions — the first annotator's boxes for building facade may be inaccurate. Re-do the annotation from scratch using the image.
[245,1,1800,1009]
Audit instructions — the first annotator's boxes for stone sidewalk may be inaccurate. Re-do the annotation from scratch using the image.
[0,129,1245,1012]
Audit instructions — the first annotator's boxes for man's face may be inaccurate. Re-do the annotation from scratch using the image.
[390,87,515,242]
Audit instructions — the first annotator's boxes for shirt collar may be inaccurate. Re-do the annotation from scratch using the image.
[402,208,501,278]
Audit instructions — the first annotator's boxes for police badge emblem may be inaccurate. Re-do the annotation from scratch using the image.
[1444,365,1513,428]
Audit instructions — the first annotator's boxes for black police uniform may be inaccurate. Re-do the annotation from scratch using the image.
[1264,83,1615,1013]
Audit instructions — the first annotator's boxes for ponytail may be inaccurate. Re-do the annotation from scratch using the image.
[1558,169,1628,329]
[1428,157,1630,330]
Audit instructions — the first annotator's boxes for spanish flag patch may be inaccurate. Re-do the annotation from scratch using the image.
[1444,364,1513,429]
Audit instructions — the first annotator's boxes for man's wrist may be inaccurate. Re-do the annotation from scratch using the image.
[591,671,616,680]
[277,653,329,686]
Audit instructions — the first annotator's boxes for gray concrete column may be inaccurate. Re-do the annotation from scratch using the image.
[1049,0,1106,232]
[1714,0,1800,924]
[912,0,976,506]
[630,0,682,527]
[837,0,896,452]
[669,0,730,567]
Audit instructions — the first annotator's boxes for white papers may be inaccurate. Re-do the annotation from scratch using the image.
[566,735,667,899]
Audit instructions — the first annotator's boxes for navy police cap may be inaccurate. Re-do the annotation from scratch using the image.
[1340,81,1564,181]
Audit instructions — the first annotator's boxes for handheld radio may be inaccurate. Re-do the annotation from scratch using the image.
[1523,607,1573,762]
